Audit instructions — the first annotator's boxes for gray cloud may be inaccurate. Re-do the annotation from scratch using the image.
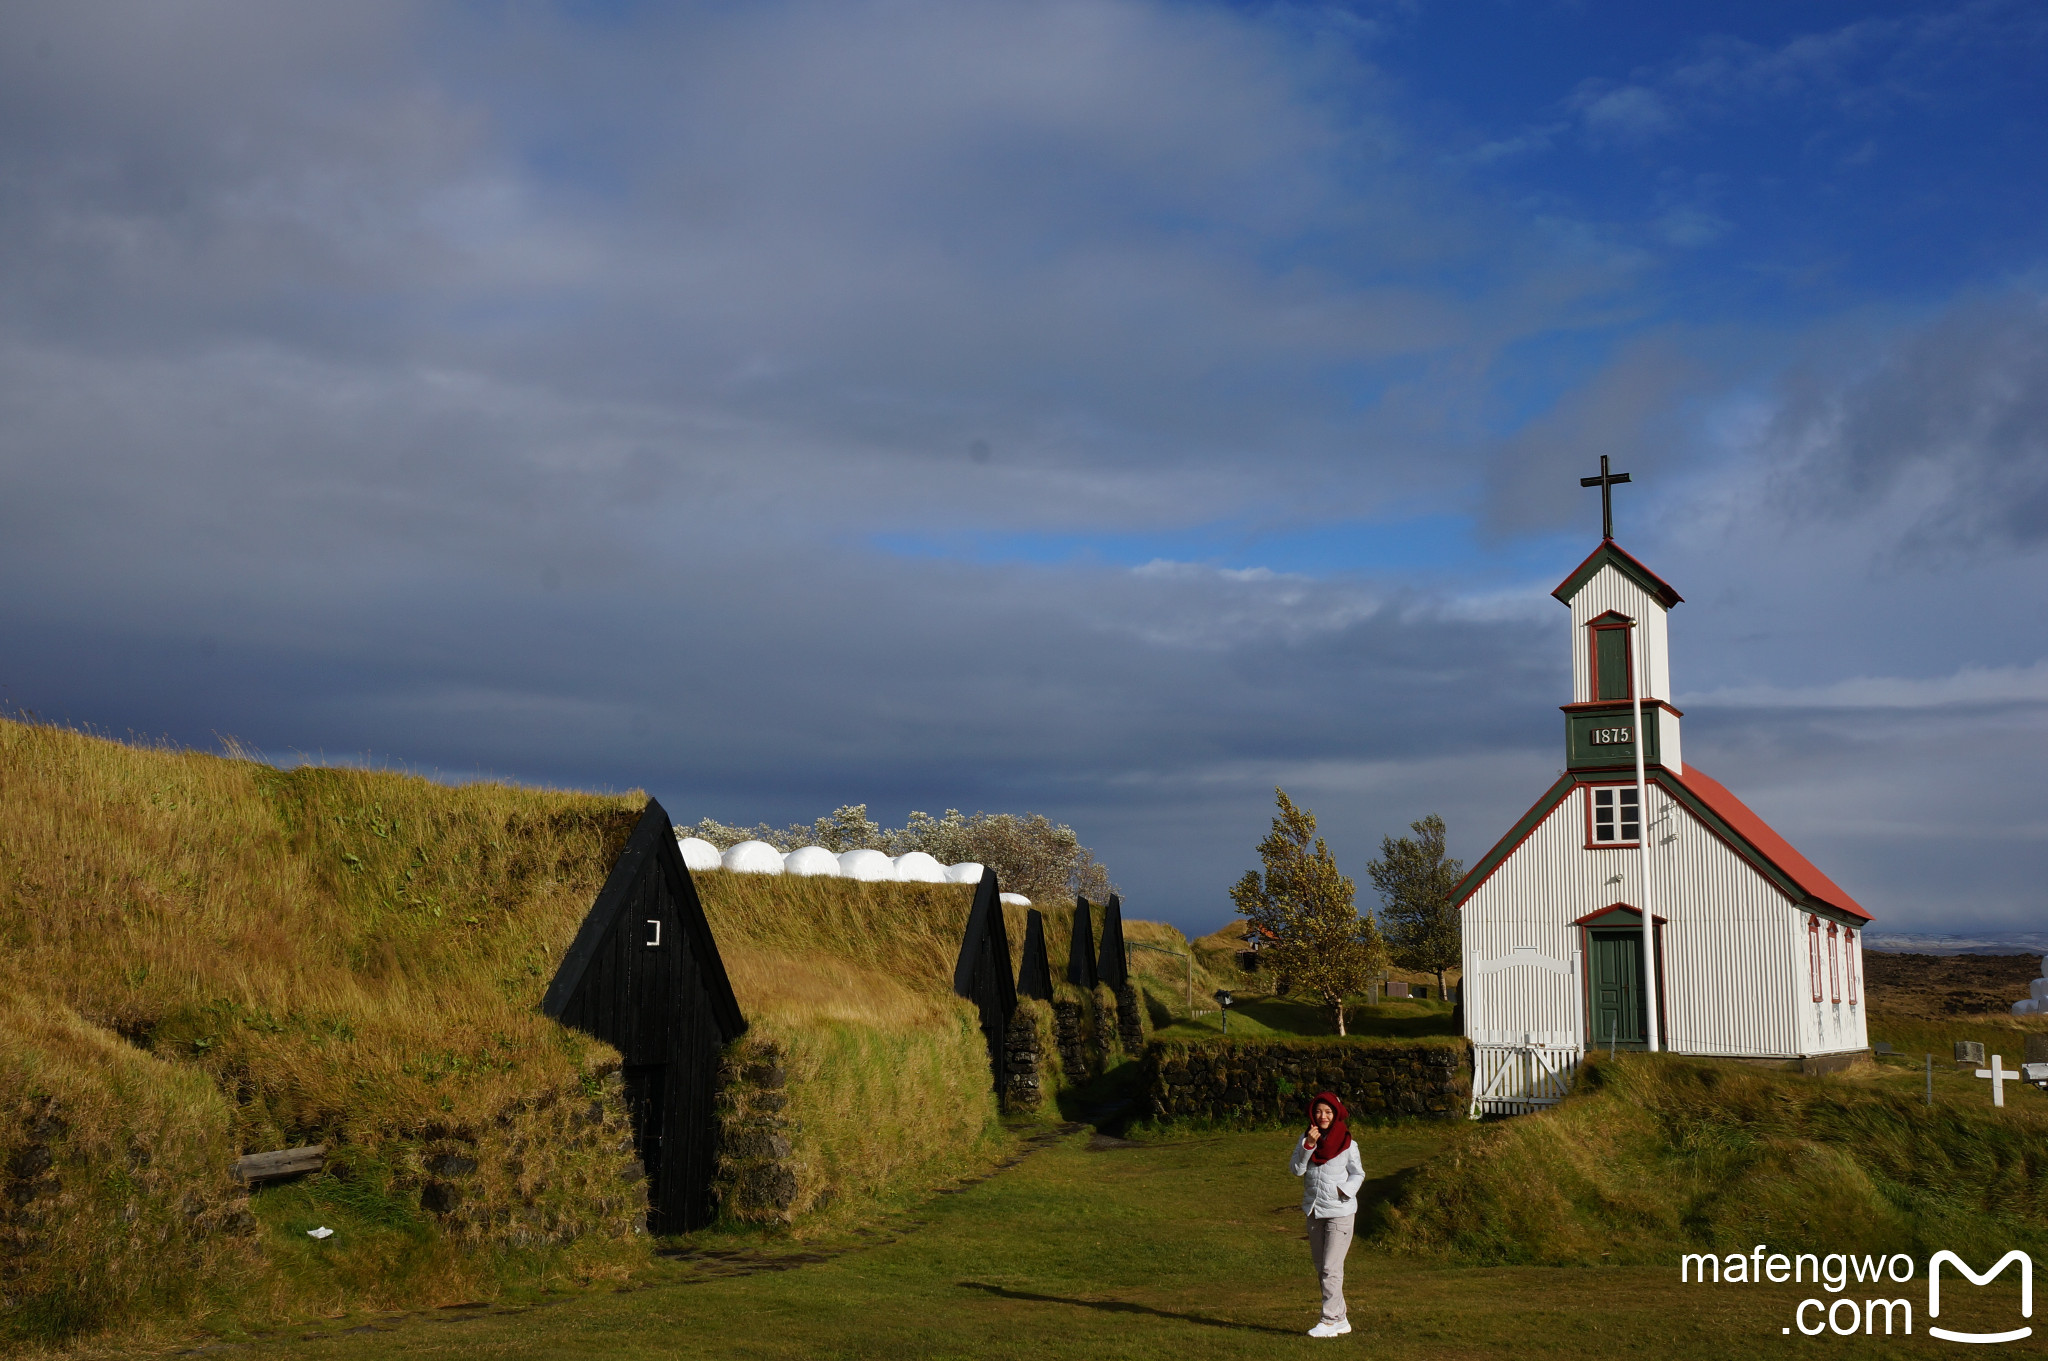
[1767,291,2048,554]
[0,0,2041,937]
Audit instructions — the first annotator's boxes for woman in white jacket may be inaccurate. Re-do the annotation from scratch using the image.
[1289,1091,1365,1338]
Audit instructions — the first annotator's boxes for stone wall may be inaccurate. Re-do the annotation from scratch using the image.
[1052,1000,1089,1078]
[1114,983,1147,1054]
[712,1038,798,1223]
[1140,1039,1464,1123]
[1003,1003,1045,1111]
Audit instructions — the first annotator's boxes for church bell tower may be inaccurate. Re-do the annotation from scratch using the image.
[1551,457,1684,777]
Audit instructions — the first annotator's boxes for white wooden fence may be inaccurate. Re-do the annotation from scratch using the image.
[1469,1033,1581,1117]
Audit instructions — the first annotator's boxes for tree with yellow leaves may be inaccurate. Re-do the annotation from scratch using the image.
[1230,789,1387,1036]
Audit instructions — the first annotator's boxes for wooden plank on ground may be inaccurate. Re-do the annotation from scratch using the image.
[235,1144,327,1184]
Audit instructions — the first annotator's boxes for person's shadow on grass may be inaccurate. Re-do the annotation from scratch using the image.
[956,1281,1297,1336]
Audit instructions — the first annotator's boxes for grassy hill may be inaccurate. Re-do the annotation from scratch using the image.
[0,719,1005,1346]
[1378,1048,2048,1266]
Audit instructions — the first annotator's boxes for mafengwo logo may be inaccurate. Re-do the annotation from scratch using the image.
[1682,1246,2034,1342]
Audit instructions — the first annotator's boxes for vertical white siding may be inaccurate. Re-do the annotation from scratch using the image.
[1463,781,1867,1059]
[1784,912,1873,1056]
[1655,705,1683,775]
[1566,564,1672,704]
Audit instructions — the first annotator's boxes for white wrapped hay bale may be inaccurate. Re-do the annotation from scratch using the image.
[892,852,947,883]
[837,848,897,881]
[999,892,1031,906]
[944,862,985,884]
[722,840,785,874]
[677,836,723,872]
[783,845,842,877]
[2015,965,2047,1016]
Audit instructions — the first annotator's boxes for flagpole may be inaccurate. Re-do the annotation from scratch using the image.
[1631,617,1660,1053]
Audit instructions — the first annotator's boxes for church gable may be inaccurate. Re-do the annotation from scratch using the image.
[1456,769,1865,924]
[1551,539,1682,611]
[1451,774,1576,909]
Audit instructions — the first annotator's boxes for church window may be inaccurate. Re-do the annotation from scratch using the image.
[1807,916,1822,1003]
[1827,922,1841,1003]
[1591,623,1634,700]
[1845,931,1858,1005]
[1591,786,1639,843]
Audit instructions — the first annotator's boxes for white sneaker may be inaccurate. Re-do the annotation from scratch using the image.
[1308,1321,1344,1338]
[1335,1320,1352,1335]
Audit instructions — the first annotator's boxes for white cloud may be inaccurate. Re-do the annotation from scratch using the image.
[1683,661,2048,711]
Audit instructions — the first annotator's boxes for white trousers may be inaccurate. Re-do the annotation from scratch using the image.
[1307,1213,1356,1324]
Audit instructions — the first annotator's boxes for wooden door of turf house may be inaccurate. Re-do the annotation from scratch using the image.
[952,869,1017,1089]
[543,799,746,1232]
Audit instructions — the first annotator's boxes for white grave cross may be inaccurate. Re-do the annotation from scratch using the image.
[1975,1054,2019,1107]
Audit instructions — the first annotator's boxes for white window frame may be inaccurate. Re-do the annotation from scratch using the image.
[1589,785,1641,846]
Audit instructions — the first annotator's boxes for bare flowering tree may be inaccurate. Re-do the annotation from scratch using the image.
[679,804,1111,903]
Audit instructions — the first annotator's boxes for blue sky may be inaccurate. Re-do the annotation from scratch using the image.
[2,0,2045,936]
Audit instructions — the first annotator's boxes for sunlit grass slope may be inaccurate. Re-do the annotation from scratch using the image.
[0,719,1010,1345]
[1379,1050,2048,1266]
[685,871,1002,1224]
[0,717,656,1343]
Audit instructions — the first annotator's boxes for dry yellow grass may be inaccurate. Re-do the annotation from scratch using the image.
[0,718,657,1344]
[687,869,1004,1223]
[0,719,1018,1344]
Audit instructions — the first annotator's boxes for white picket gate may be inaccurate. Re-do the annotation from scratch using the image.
[1469,1034,1582,1117]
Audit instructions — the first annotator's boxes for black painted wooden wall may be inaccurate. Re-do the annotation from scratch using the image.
[1096,893,1130,991]
[1016,908,1053,1001]
[952,869,1017,1088]
[542,799,746,1233]
[1067,896,1099,990]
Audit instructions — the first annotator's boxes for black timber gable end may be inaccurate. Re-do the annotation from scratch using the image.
[542,799,746,1232]
[952,869,1018,1091]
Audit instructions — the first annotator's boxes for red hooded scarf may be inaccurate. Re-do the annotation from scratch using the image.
[1307,1091,1351,1165]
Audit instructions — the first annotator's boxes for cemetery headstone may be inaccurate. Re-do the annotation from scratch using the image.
[1386,981,1410,999]
[1954,1039,1986,1069]
[2028,1033,2048,1066]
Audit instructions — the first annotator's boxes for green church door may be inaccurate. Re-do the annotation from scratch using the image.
[1588,928,1647,1049]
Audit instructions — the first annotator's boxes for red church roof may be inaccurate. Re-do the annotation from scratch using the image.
[1670,766,1871,922]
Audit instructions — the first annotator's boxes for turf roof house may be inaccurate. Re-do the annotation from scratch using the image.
[1456,537,1871,1067]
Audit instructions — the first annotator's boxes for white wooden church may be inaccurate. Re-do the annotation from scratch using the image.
[1458,467,1870,1113]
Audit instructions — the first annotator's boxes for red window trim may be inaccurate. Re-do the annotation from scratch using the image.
[1827,922,1841,1003]
[1845,930,1859,1005]
[1807,915,1822,1003]
[1583,782,1644,849]
[1588,619,1636,703]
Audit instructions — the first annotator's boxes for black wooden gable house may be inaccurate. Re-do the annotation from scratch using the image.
[1015,908,1054,1002]
[543,799,746,1232]
[951,869,1017,1089]
[1096,893,1130,991]
[1067,896,1099,990]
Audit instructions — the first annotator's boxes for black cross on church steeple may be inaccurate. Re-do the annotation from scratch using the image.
[1580,455,1632,541]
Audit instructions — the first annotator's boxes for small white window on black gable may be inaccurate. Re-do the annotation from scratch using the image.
[1591,786,1639,844]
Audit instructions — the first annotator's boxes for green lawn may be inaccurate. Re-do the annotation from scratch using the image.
[167,1116,2028,1361]
[1154,998,1458,1042]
